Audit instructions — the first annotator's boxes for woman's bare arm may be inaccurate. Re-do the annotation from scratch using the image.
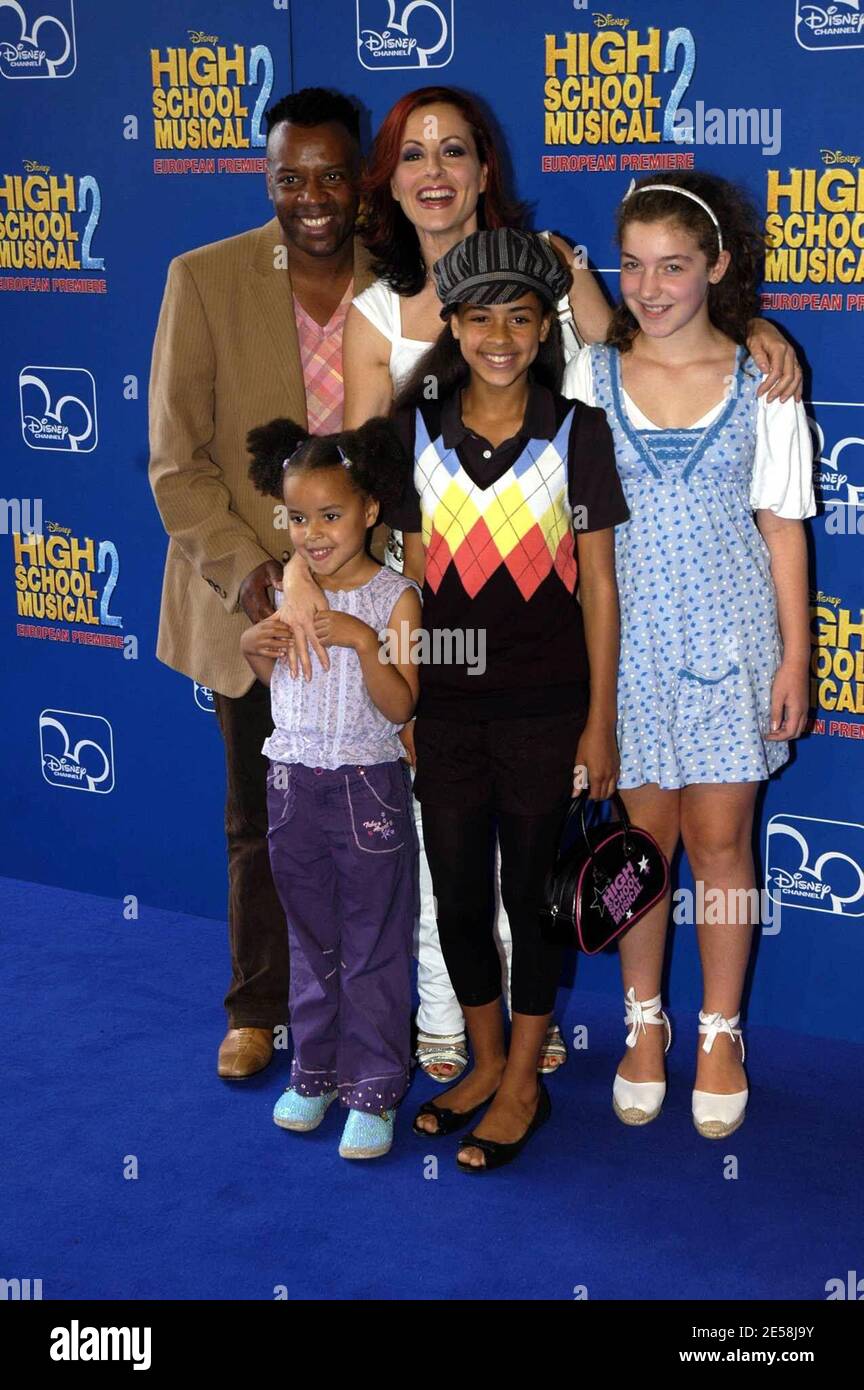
[547,232,613,345]
[342,304,395,428]
[746,322,803,403]
[756,511,809,738]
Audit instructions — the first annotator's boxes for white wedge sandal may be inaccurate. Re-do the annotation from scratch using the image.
[692,1010,748,1139]
[612,987,672,1126]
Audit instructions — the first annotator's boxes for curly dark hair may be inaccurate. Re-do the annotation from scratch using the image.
[362,86,524,297]
[394,300,565,413]
[606,171,764,352]
[247,416,406,512]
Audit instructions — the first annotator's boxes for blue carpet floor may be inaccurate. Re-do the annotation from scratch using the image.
[3,875,861,1301]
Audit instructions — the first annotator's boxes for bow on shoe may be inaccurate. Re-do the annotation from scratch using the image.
[698,1011,746,1063]
[623,986,665,1049]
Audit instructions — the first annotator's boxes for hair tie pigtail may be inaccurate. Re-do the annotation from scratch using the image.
[247,417,310,498]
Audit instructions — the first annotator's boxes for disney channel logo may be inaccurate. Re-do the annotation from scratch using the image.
[1,42,46,64]
[796,1,864,50]
[0,0,76,79]
[356,1,454,70]
[23,417,69,442]
[39,709,115,794]
[766,813,864,917]
[19,366,98,454]
[359,28,418,57]
[807,413,864,508]
[768,869,831,900]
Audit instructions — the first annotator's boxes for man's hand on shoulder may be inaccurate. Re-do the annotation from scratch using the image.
[239,559,285,624]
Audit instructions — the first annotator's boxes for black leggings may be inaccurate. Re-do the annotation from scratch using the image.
[420,801,569,1016]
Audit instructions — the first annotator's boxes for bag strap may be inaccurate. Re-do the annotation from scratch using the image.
[559,789,635,860]
[537,229,584,354]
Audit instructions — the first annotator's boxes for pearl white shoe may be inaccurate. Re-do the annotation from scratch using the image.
[612,987,672,1126]
[692,1011,748,1139]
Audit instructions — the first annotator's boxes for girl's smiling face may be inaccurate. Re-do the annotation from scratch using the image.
[619,218,730,340]
[283,466,378,580]
[450,294,551,390]
[390,102,488,235]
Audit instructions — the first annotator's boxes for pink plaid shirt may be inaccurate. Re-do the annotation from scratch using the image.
[293,279,354,434]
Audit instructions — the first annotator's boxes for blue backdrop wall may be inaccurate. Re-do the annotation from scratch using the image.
[1,1,862,1040]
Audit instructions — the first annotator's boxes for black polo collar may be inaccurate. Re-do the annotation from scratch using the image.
[440,382,558,451]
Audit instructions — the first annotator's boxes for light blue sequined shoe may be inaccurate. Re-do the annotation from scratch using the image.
[338,1107,394,1159]
[273,1087,338,1133]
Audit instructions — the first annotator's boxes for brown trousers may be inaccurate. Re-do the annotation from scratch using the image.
[212,680,290,1028]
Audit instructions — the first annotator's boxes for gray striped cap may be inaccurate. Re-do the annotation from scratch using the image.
[433,229,571,319]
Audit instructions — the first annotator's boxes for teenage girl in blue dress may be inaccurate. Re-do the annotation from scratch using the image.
[567,173,815,1139]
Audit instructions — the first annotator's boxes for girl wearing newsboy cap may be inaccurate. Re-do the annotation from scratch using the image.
[387,229,629,1172]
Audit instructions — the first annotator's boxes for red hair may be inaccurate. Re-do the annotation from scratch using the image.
[361,86,523,295]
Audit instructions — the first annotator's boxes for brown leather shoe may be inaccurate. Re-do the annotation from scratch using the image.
[217,1027,274,1079]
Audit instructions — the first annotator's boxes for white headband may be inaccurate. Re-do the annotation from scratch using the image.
[622,179,724,254]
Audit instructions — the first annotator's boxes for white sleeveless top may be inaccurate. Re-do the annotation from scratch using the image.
[351,279,434,390]
[262,566,421,770]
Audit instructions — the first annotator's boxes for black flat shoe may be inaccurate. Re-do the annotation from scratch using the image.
[456,1082,551,1173]
[412,1086,498,1138]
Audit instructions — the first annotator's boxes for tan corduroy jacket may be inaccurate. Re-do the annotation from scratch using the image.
[148,217,376,697]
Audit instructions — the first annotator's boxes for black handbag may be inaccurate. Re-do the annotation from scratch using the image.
[540,791,669,954]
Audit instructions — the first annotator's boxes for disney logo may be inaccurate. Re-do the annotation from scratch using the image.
[800,5,864,32]
[813,590,842,607]
[46,522,71,535]
[821,149,862,167]
[25,416,69,440]
[187,31,219,44]
[43,754,85,780]
[816,468,849,490]
[592,13,630,26]
[359,29,418,55]
[2,44,46,62]
[770,868,832,898]
[23,161,50,174]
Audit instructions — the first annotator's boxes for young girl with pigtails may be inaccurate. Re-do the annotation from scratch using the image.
[240,417,422,1160]
[566,172,815,1139]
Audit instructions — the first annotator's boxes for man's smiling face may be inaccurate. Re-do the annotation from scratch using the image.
[266,120,361,259]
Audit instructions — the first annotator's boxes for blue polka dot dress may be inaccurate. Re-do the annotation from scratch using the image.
[590,343,789,790]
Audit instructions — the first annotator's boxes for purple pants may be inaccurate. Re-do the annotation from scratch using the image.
[266,759,417,1111]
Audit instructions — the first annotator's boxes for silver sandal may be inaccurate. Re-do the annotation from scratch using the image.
[416,1031,469,1083]
[537,1022,568,1075]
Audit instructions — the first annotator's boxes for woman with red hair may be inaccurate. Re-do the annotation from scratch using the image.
[345,87,603,426]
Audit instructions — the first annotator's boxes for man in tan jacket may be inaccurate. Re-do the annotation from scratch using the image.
[149,88,376,1078]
